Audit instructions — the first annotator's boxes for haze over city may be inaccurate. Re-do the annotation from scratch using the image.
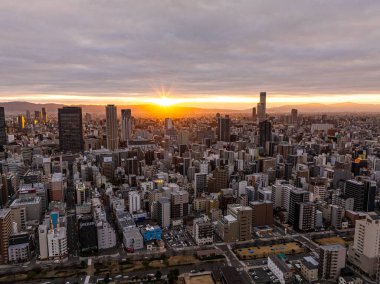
[1,1,380,108]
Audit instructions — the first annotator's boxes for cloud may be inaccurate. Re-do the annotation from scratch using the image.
[0,0,380,104]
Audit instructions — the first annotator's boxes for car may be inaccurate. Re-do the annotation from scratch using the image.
[254,276,259,279]
[190,270,196,273]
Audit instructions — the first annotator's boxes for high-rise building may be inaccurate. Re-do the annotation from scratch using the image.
[78,215,98,253]
[319,244,346,280]
[41,107,47,123]
[34,110,41,123]
[121,109,132,142]
[344,179,376,212]
[170,189,189,218]
[0,107,6,146]
[0,209,12,264]
[17,115,25,130]
[288,189,309,225]
[192,216,213,245]
[158,197,171,228]
[257,91,266,122]
[58,107,83,153]
[128,191,141,214]
[348,213,380,278]
[217,115,230,142]
[259,120,272,147]
[194,173,208,196]
[252,107,257,122]
[25,110,31,123]
[249,201,273,227]
[291,109,298,124]
[106,105,118,151]
[227,204,252,241]
[294,202,316,232]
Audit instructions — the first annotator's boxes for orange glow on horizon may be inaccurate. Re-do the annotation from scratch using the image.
[1,93,380,109]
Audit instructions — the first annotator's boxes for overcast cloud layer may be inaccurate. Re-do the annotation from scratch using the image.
[0,0,380,102]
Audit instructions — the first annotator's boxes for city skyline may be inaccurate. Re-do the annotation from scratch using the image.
[1,1,380,108]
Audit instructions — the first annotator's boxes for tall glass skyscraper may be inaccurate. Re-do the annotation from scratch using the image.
[58,107,83,153]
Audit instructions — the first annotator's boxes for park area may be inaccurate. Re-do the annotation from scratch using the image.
[235,242,305,260]
[313,236,347,246]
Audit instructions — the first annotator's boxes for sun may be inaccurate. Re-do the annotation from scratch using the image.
[156,96,176,107]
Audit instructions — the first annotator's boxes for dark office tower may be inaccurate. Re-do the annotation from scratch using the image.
[106,105,118,151]
[288,189,309,225]
[252,107,257,122]
[78,215,98,253]
[34,110,41,123]
[58,107,83,153]
[259,120,272,147]
[121,109,132,142]
[363,180,376,212]
[217,115,230,142]
[344,179,376,212]
[291,109,298,124]
[17,115,25,130]
[25,110,31,123]
[41,107,47,123]
[0,108,5,146]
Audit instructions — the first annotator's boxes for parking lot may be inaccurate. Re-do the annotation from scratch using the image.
[249,267,280,283]
[162,226,196,248]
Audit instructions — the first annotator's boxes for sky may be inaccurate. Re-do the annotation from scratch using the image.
[1,0,380,109]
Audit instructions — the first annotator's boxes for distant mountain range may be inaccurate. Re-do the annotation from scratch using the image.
[1,101,380,117]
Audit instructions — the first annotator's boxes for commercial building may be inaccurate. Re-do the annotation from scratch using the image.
[0,107,6,146]
[121,109,132,142]
[123,227,143,251]
[319,244,346,280]
[249,201,273,227]
[78,215,98,253]
[8,231,30,263]
[193,216,213,245]
[58,107,83,153]
[0,209,12,264]
[157,197,171,228]
[106,104,118,151]
[217,115,230,142]
[348,213,380,278]
[227,204,252,241]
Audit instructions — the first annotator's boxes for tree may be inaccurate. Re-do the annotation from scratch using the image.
[168,269,180,284]
[155,270,162,280]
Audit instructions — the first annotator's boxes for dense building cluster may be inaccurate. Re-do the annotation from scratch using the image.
[0,92,380,283]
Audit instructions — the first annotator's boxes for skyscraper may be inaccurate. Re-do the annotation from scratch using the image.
[291,108,298,124]
[257,91,266,122]
[17,115,25,130]
[259,120,272,147]
[252,107,257,122]
[106,104,118,151]
[121,109,132,142]
[217,115,230,142]
[58,107,83,153]
[0,107,6,146]
[41,107,47,124]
